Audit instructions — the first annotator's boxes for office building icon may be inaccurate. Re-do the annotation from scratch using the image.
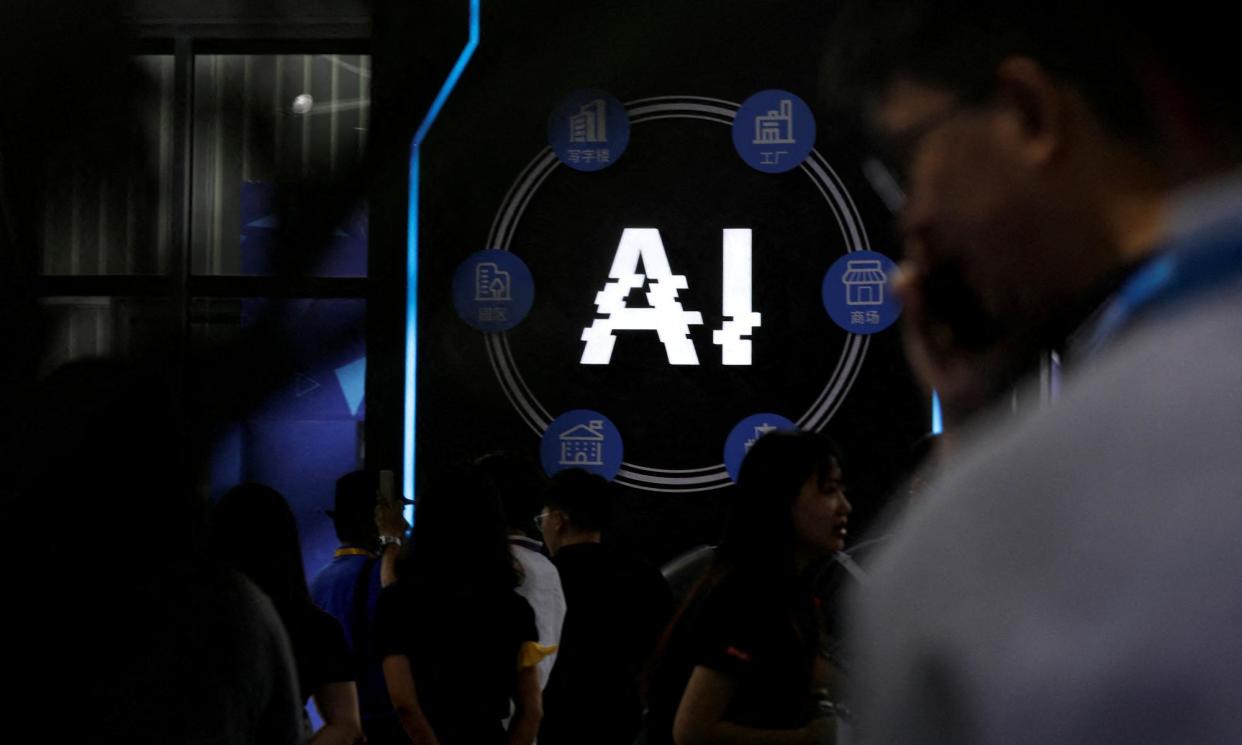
[569,99,608,144]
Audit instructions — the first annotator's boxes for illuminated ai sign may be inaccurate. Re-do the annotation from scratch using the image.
[580,228,760,366]
[486,96,874,494]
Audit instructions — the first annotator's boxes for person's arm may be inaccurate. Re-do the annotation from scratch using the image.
[383,654,440,745]
[673,666,831,745]
[309,681,364,745]
[507,664,543,745]
[375,495,408,588]
[379,540,401,587]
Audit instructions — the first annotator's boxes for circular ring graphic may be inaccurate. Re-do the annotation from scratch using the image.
[485,96,872,493]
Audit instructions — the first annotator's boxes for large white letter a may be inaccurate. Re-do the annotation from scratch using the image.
[580,229,704,365]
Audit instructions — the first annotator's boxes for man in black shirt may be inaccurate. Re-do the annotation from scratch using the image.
[537,469,674,745]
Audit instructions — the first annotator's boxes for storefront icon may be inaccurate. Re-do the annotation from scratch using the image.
[842,259,887,306]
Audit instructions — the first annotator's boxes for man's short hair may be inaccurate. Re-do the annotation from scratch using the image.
[823,2,1239,147]
[545,468,612,533]
[330,469,379,544]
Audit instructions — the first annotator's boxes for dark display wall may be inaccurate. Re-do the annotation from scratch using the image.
[415,0,927,565]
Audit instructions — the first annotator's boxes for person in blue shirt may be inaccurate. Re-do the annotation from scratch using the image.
[311,470,408,744]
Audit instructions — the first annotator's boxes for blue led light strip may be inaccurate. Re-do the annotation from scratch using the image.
[404,0,481,518]
[931,390,943,435]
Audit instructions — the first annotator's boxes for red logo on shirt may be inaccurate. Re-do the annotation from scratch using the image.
[725,646,752,663]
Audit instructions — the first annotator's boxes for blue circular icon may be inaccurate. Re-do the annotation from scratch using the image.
[452,250,535,332]
[822,250,902,335]
[724,413,799,482]
[732,90,816,174]
[547,89,630,172]
[540,410,624,480]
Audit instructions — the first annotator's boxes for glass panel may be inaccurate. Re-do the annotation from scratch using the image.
[38,296,177,373]
[191,297,367,579]
[192,55,370,277]
[40,55,175,275]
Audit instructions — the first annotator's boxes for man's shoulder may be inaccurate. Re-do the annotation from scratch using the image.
[1030,279,1242,479]
[870,284,1242,599]
[606,550,674,609]
[850,279,1242,745]
[515,548,558,573]
[511,537,554,564]
[514,542,564,588]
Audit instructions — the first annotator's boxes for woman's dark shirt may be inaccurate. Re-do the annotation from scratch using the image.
[285,603,354,705]
[645,571,821,744]
[376,581,537,745]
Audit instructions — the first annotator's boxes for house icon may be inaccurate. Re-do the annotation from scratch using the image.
[842,259,887,306]
[745,423,778,451]
[558,420,606,466]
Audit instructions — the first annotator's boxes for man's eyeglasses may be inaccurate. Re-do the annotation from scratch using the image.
[863,101,969,213]
[533,511,552,532]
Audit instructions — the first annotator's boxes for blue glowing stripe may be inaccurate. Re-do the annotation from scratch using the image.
[931,390,943,435]
[413,4,482,148]
[405,0,482,519]
[404,150,420,522]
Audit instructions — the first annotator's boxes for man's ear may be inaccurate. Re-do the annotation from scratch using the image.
[993,56,1069,167]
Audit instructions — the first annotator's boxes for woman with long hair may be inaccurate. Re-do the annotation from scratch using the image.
[212,483,363,745]
[645,430,851,745]
[375,464,545,745]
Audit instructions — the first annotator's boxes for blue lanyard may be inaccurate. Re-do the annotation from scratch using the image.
[1082,226,1242,357]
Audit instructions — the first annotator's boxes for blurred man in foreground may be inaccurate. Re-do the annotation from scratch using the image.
[825,4,1242,743]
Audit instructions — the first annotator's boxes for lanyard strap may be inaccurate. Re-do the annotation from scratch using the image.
[1082,230,1242,357]
[335,547,375,558]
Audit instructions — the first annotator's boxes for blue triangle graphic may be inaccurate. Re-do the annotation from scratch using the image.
[335,357,366,417]
[295,373,321,398]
